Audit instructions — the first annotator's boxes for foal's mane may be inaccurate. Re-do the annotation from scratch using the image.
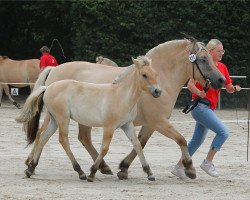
[112,56,151,84]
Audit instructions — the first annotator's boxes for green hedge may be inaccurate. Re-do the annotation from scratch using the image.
[0,0,249,108]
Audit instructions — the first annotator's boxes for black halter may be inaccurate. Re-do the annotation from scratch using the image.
[182,43,211,114]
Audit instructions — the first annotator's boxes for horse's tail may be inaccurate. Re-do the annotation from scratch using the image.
[33,67,53,91]
[16,86,47,145]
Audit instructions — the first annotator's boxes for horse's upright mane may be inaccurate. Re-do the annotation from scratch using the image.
[112,64,134,84]
[112,56,150,84]
[146,39,188,57]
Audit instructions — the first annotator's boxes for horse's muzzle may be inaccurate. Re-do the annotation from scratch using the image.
[151,86,162,98]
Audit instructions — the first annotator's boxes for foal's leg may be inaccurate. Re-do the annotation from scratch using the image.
[117,125,154,180]
[118,122,196,180]
[25,115,58,178]
[78,124,113,175]
[87,127,114,182]
[58,119,86,180]
[25,112,50,166]
[121,122,155,181]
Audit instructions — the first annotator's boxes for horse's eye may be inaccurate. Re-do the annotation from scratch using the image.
[142,74,148,79]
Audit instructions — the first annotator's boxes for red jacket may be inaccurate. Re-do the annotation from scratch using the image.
[192,62,232,110]
[40,53,58,69]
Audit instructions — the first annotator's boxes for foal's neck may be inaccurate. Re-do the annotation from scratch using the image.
[114,68,142,110]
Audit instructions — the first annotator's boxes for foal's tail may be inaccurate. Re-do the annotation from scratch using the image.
[16,86,47,145]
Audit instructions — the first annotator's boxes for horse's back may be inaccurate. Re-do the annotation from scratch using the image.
[46,61,123,85]
[0,58,40,84]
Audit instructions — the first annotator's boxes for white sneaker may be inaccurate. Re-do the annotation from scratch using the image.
[200,159,219,177]
[171,164,187,179]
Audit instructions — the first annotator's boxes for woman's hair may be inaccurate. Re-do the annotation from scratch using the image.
[40,46,50,53]
[206,39,222,51]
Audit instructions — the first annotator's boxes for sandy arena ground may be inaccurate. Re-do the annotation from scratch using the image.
[0,100,249,200]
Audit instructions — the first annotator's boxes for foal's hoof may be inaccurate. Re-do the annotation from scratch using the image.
[185,167,196,179]
[79,173,87,180]
[117,170,128,180]
[100,166,113,175]
[24,169,33,178]
[147,175,156,181]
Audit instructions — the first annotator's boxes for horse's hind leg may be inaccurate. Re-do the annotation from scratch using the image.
[25,113,50,166]
[78,124,113,175]
[117,125,154,180]
[121,123,155,181]
[25,115,58,178]
[59,119,86,180]
[2,84,20,108]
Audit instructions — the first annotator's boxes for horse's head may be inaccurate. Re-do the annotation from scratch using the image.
[186,36,225,90]
[132,56,162,98]
[96,56,104,63]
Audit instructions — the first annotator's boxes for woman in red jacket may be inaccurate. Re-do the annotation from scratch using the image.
[172,39,241,179]
[39,46,58,71]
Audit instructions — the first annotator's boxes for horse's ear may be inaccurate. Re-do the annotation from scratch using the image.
[181,32,198,43]
[132,57,139,66]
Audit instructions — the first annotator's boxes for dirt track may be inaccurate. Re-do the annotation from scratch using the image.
[0,101,249,200]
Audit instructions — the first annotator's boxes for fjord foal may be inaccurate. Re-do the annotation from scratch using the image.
[0,56,40,108]
[16,56,161,181]
[24,37,226,180]
[96,56,118,67]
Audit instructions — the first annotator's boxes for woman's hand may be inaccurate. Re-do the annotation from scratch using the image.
[198,90,207,98]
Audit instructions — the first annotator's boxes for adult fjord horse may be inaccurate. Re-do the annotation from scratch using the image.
[24,36,225,180]
[0,56,40,108]
[16,56,161,181]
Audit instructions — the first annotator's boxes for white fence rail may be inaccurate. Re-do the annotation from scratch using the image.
[1,76,249,109]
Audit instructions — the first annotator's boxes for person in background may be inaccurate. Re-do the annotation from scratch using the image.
[39,46,58,71]
[171,39,241,179]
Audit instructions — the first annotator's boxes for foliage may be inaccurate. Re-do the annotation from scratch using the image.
[0,0,249,108]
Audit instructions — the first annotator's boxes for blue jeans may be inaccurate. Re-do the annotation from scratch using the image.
[188,103,229,156]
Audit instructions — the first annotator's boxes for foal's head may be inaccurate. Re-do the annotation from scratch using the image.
[132,56,162,98]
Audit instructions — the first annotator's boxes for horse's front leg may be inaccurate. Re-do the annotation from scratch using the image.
[117,125,154,180]
[151,119,196,179]
[87,127,114,182]
[78,124,113,175]
[121,122,155,181]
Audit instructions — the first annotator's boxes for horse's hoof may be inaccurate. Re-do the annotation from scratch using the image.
[185,167,196,179]
[148,175,155,181]
[117,171,128,180]
[79,173,87,180]
[13,102,21,109]
[100,166,113,175]
[24,169,32,178]
[87,176,94,182]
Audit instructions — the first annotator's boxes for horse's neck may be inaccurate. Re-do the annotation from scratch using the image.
[114,68,142,110]
[147,40,190,101]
